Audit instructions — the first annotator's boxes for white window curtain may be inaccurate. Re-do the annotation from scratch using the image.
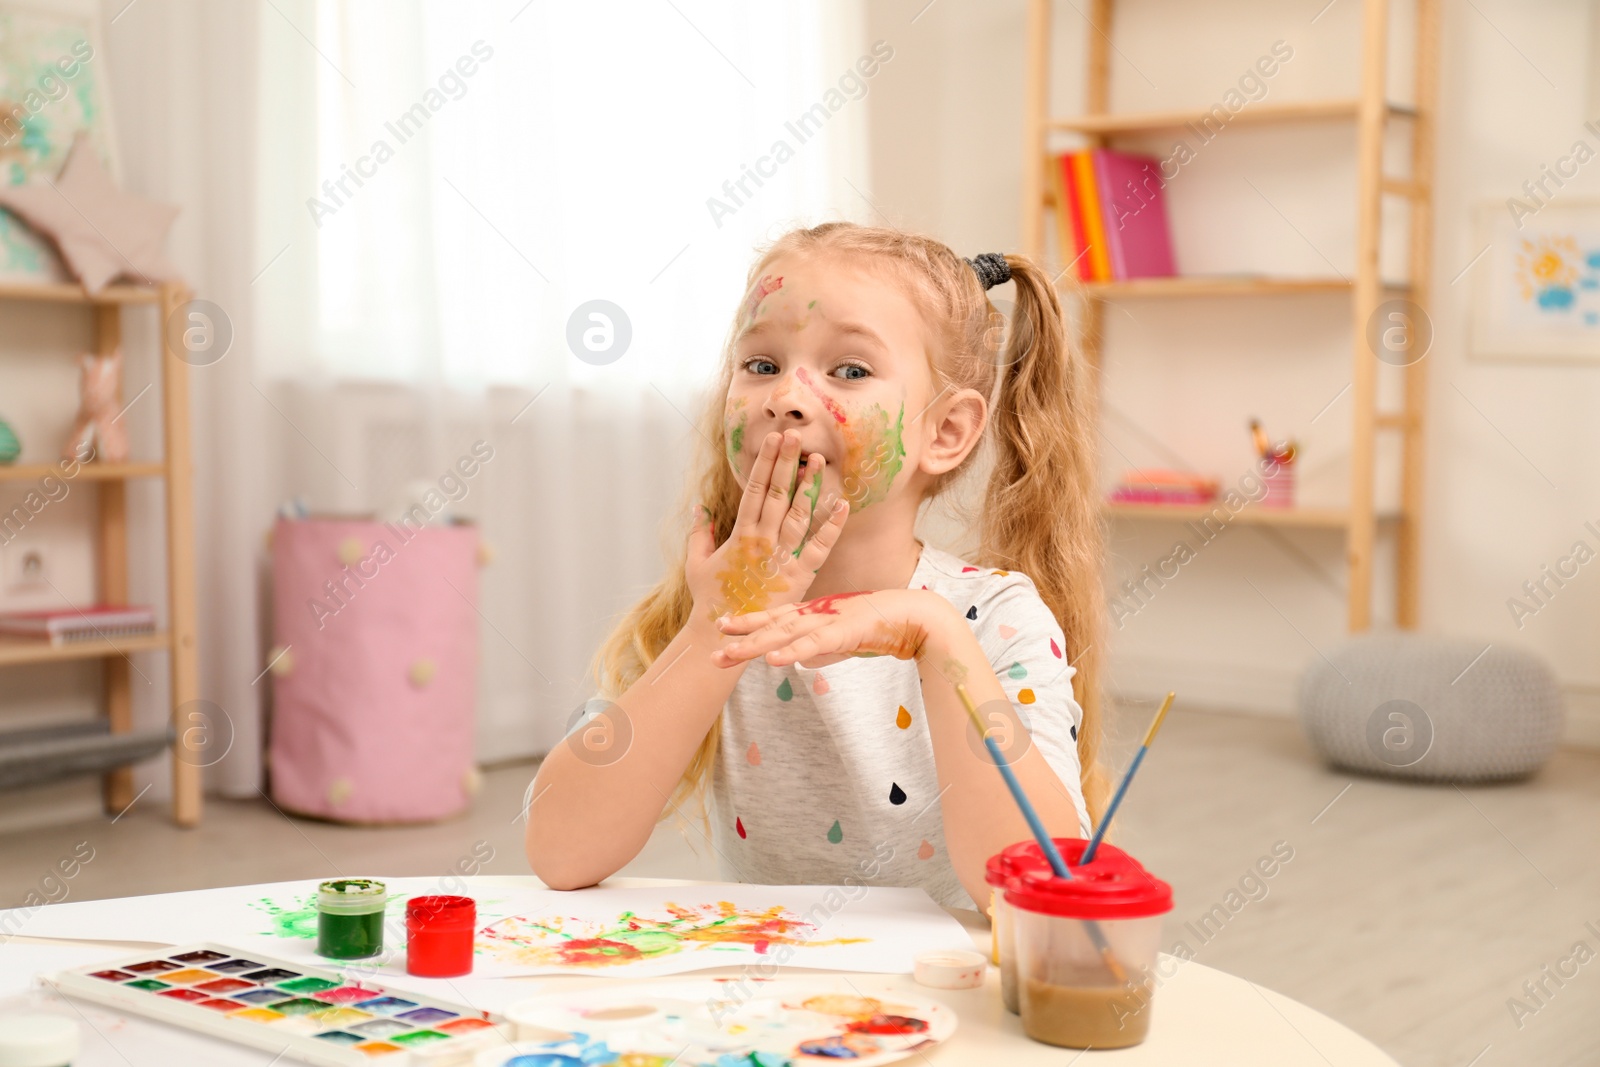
[244,0,876,765]
[255,0,873,390]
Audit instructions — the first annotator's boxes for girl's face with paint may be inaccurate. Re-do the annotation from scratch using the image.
[725,254,938,515]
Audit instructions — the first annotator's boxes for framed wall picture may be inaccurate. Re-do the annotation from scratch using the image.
[1471,200,1600,361]
[0,0,119,284]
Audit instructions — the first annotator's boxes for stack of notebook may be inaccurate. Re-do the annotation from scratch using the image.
[0,605,157,645]
[1054,149,1177,282]
[1108,469,1219,507]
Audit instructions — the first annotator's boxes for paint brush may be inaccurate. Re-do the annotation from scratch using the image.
[1081,691,1175,865]
[952,682,1129,985]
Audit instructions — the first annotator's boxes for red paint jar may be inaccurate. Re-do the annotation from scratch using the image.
[405,895,476,977]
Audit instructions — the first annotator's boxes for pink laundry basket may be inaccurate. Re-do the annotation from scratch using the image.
[268,517,481,824]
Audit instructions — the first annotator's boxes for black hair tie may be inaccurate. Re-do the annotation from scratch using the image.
[965,252,1011,290]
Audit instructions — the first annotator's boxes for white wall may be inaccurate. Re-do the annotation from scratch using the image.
[866,0,1600,746]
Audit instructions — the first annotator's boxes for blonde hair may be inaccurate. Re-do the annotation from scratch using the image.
[586,222,1110,829]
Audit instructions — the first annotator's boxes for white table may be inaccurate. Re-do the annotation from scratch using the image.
[0,876,1398,1065]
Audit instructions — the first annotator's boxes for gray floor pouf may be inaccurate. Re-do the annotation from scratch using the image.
[1298,633,1564,782]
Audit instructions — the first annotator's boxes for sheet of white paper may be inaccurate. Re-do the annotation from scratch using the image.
[463,882,974,978]
[1,877,973,980]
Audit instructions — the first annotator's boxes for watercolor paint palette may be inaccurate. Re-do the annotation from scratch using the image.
[44,942,507,1065]
[495,979,956,1066]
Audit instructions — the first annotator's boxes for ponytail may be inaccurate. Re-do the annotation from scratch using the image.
[979,255,1111,828]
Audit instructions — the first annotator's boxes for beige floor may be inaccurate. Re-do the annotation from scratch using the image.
[2,706,1596,1067]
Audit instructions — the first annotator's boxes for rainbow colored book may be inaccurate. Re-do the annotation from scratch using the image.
[1052,154,1093,281]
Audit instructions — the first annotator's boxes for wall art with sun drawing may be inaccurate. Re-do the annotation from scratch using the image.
[1473,201,1600,360]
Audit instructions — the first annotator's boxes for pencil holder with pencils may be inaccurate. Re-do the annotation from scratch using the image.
[1250,419,1297,510]
[1261,460,1295,509]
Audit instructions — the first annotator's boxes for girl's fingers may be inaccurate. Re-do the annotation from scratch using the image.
[775,453,825,558]
[794,493,850,573]
[716,602,797,635]
[715,613,833,665]
[758,431,803,541]
[733,432,783,531]
[760,625,846,667]
[791,650,854,669]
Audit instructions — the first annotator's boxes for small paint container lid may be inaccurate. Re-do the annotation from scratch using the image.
[913,949,987,990]
[0,1015,78,1067]
[406,894,475,929]
[317,878,387,914]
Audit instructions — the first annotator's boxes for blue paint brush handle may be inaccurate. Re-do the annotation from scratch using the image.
[983,735,1071,880]
[1082,691,1175,866]
[983,737,1129,976]
[1081,746,1147,865]
[957,684,1128,982]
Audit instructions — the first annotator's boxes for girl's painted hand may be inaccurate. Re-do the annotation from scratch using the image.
[710,588,946,669]
[687,429,849,625]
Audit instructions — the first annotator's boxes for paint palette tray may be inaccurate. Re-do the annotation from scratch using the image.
[44,942,508,1065]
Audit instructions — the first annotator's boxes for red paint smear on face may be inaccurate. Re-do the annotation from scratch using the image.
[755,939,769,954]
[795,366,848,425]
[797,591,872,616]
[746,274,784,320]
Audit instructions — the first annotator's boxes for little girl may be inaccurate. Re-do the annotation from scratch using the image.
[526,222,1109,910]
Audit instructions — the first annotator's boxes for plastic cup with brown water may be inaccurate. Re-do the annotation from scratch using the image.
[1005,857,1172,1049]
[985,838,1146,1016]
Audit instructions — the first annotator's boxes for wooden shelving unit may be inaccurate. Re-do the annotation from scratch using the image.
[1100,501,1402,530]
[0,280,201,826]
[1022,0,1439,631]
[0,461,166,482]
[1048,97,1417,136]
[0,632,174,668]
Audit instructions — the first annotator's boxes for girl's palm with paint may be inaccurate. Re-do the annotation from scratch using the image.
[686,427,848,624]
[712,588,941,670]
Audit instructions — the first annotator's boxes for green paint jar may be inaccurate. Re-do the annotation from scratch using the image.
[316,878,387,959]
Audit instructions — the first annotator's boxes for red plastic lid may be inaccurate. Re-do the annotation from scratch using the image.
[984,838,1143,889]
[406,895,476,926]
[1004,862,1173,920]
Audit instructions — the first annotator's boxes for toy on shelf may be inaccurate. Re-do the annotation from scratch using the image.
[0,131,182,294]
[61,349,130,463]
[1249,418,1297,508]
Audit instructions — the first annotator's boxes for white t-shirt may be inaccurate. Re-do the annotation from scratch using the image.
[706,543,1091,909]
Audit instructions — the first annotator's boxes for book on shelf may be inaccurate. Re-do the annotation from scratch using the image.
[0,605,157,645]
[1053,149,1176,282]
[1107,469,1219,507]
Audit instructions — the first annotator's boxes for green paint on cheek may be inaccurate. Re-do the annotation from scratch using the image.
[727,412,746,465]
[844,402,907,510]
